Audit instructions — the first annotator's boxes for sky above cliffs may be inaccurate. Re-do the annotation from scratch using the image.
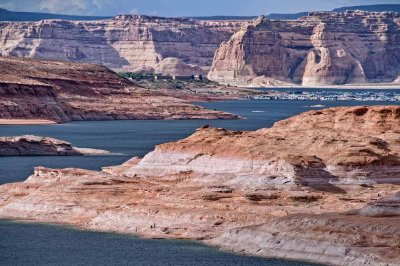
[0,0,399,16]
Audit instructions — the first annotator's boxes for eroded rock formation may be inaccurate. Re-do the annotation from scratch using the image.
[1,106,400,265]
[0,135,108,156]
[209,11,400,86]
[0,56,236,122]
[153,57,207,76]
[129,105,400,186]
[0,15,242,74]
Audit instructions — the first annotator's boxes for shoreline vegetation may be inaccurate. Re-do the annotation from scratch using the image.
[119,71,400,90]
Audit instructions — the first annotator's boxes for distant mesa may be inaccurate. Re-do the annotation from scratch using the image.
[268,4,400,20]
[332,4,400,13]
[0,8,112,21]
[1,4,399,22]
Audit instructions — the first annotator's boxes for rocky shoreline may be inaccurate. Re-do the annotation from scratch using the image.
[1,106,400,265]
[0,135,109,156]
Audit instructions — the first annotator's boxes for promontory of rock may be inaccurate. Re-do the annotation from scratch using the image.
[209,11,400,86]
[0,135,109,156]
[1,106,400,265]
[0,56,236,123]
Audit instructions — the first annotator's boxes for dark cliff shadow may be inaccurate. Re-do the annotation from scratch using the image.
[295,168,347,194]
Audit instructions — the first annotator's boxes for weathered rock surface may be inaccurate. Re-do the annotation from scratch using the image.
[0,56,237,122]
[1,106,400,265]
[0,15,242,74]
[0,135,108,156]
[153,57,207,76]
[209,11,400,86]
[129,105,400,186]
[211,213,400,266]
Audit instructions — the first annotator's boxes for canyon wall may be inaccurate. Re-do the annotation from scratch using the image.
[0,15,242,74]
[2,11,400,86]
[209,11,400,86]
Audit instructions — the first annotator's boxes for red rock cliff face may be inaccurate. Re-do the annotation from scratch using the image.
[0,56,236,122]
[209,11,400,86]
[0,15,242,74]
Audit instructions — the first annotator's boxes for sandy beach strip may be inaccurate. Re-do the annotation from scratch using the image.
[0,119,57,125]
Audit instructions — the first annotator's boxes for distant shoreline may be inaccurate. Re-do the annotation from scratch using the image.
[247,84,400,90]
[0,119,57,125]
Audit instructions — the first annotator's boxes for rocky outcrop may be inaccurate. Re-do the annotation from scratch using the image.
[129,105,400,186]
[211,213,400,266]
[153,57,206,76]
[0,135,109,156]
[0,15,242,74]
[209,11,400,86]
[1,106,400,265]
[0,56,237,122]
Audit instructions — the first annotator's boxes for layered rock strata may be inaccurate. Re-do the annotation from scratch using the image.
[0,135,108,156]
[209,11,400,86]
[0,15,242,73]
[129,105,400,186]
[1,106,400,265]
[0,56,236,122]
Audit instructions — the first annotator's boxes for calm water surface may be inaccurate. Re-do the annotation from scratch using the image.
[0,96,398,265]
[0,220,319,266]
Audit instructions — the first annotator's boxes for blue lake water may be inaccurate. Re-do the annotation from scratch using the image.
[0,96,399,266]
[0,220,320,266]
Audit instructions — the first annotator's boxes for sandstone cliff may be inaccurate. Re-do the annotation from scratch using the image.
[0,15,241,74]
[1,106,400,265]
[0,135,108,156]
[209,11,400,86]
[0,56,236,122]
[129,105,400,186]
